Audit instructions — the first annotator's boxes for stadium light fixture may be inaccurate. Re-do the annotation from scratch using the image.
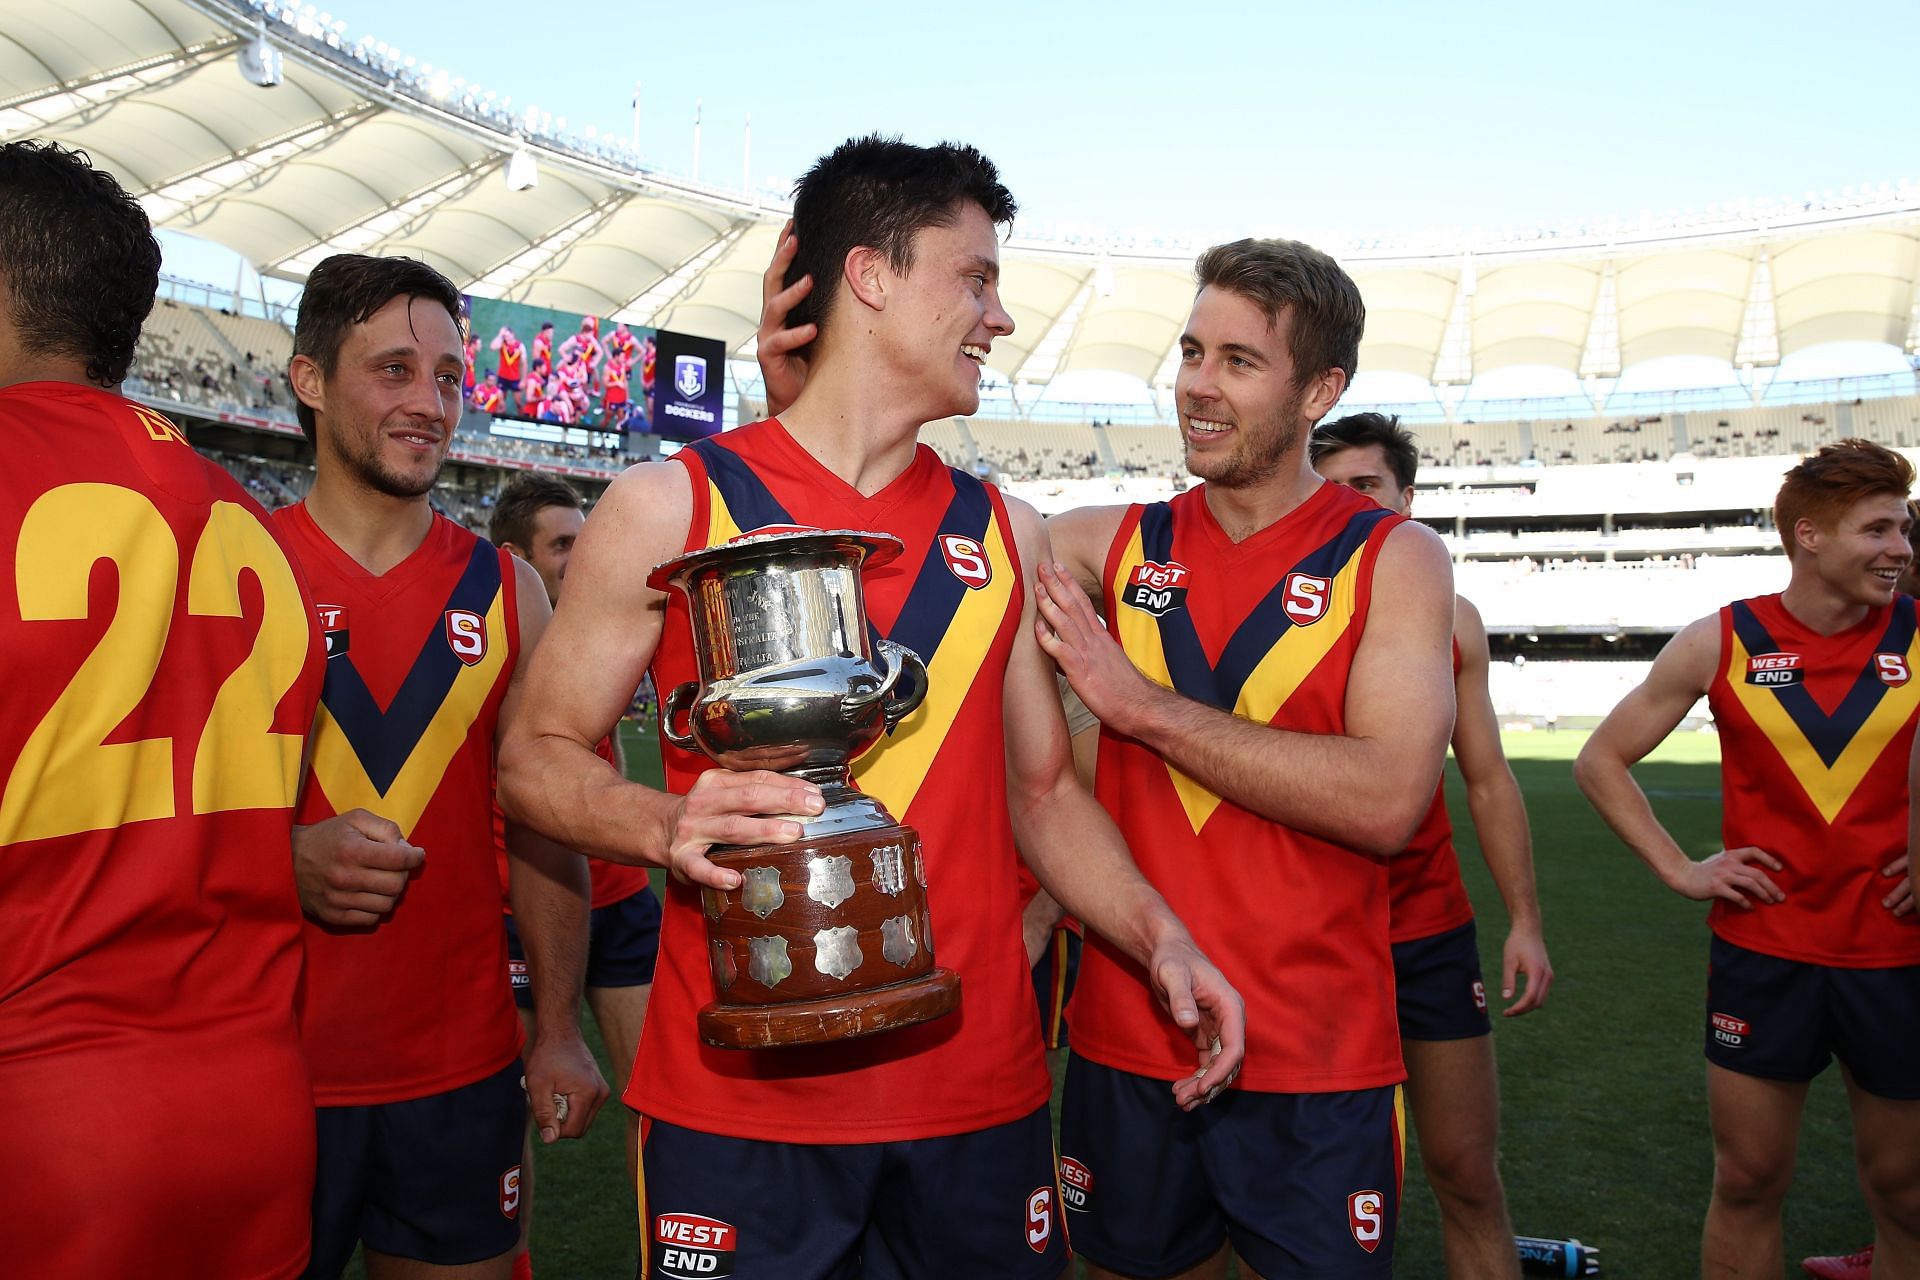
[505,147,538,192]
[238,22,283,88]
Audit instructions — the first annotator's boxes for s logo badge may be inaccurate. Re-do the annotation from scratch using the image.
[1026,1187,1054,1253]
[939,533,993,588]
[500,1165,521,1218]
[1876,652,1911,687]
[1348,1189,1384,1253]
[445,609,487,666]
[1283,572,1332,626]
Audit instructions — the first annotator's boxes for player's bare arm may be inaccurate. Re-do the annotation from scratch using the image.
[1044,503,1128,604]
[495,461,824,890]
[1035,519,1457,856]
[499,554,609,1144]
[1574,614,1786,908]
[1451,594,1553,1014]
[1002,497,1244,1109]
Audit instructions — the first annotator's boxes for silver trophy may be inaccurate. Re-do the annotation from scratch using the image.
[648,529,959,1048]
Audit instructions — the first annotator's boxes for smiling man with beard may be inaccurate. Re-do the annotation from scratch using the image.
[1034,238,1457,1280]
[278,253,606,1280]
[1577,439,1920,1280]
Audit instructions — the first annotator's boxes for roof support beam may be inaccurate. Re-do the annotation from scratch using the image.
[475,194,636,301]
[141,101,382,224]
[1013,277,1095,385]
[1734,248,1781,370]
[0,37,242,138]
[1431,258,1475,388]
[611,222,751,331]
[266,157,503,276]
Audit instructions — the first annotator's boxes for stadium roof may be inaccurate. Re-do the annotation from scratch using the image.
[7,0,1920,393]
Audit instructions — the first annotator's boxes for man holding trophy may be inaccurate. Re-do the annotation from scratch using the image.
[498,135,1244,1280]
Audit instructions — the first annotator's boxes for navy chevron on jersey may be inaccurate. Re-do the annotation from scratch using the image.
[1707,592,1920,966]
[1071,481,1410,1092]
[634,419,1052,1143]
[275,503,526,1105]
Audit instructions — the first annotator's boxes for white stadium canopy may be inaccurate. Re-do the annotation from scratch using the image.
[6,0,1920,396]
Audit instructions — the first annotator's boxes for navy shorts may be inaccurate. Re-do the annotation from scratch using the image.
[1705,935,1920,1099]
[505,886,661,1010]
[1392,919,1493,1042]
[638,1105,1069,1280]
[305,1059,527,1276]
[1032,927,1081,1051]
[1058,1054,1403,1279]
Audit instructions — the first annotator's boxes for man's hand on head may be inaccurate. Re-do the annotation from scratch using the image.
[757,220,815,419]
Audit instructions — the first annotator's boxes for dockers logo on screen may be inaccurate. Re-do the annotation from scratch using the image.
[655,1213,737,1279]
[1348,1189,1385,1253]
[1025,1187,1055,1254]
[317,604,349,658]
[1283,572,1333,626]
[1121,560,1190,616]
[939,533,993,588]
[674,354,707,401]
[1876,652,1912,687]
[1059,1156,1093,1212]
[445,609,487,666]
[499,1165,521,1218]
[1745,652,1804,686]
[1712,1012,1749,1048]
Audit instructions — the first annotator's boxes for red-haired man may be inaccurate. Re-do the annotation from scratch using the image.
[1577,439,1920,1280]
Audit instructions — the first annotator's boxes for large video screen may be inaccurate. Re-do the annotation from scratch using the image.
[461,294,726,443]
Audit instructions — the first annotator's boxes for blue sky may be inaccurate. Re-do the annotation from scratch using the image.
[296,0,1915,243]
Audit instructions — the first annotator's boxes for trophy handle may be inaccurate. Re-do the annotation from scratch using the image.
[662,680,702,752]
[874,640,929,729]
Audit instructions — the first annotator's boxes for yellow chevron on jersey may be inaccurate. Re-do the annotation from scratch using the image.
[851,510,1015,817]
[1723,616,1920,824]
[307,590,510,837]
[702,478,749,546]
[1108,517,1371,835]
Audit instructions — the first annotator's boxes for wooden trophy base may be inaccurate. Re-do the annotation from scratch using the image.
[697,823,959,1049]
[698,967,960,1049]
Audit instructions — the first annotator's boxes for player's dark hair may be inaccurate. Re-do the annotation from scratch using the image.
[0,140,160,387]
[291,253,464,441]
[1310,412,1419,490]
[784,134,1016,351]
[1774,438,1915,558]
[1194,238,1365,393]
[489,471,581,550]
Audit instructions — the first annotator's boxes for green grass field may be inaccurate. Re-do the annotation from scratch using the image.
[358,727,1875,1278]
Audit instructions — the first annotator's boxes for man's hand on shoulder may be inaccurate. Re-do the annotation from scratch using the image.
[1034,560,1163,738]
[292,809,425,928]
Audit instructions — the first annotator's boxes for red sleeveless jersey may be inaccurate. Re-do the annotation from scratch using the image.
[495,734,653,910]
[1389,638,1473,943]
[631,419,1051,1142]
[498,340,525,382]
[1071,482,1407,1093]
[0,383,324,1277]
[275,504,526,1104]
[1706,592,1920,967]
